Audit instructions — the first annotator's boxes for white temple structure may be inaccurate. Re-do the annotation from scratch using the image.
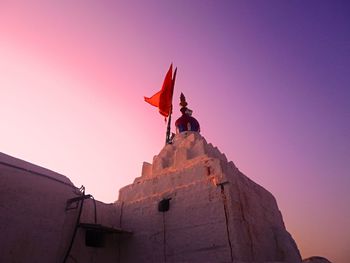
[0,94,331,263]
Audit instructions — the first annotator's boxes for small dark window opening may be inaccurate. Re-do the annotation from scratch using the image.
[158,198,171,212]
[85,229,105,247]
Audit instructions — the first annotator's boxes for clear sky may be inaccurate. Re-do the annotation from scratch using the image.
[1,1,349,262]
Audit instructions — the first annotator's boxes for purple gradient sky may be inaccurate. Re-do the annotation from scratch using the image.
[1,1,349,262]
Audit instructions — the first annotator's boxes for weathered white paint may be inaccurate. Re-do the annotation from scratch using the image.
[0,152,122,263]
[118,132,302,262]
[1,133,319,262]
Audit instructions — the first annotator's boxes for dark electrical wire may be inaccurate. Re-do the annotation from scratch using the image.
[62,189,99,263]
[62,186,86,263]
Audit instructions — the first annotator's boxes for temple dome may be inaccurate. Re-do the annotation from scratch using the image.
[175,112,200,133]
[174,93,200,133]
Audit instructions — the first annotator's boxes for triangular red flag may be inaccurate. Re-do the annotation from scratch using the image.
[145,64,175,117]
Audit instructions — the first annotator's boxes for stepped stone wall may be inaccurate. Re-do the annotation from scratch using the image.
[118,132,302,262]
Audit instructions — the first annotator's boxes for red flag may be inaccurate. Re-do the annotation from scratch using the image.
[145,64,175,117]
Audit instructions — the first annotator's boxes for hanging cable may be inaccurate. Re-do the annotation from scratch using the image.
[62,186,85,263]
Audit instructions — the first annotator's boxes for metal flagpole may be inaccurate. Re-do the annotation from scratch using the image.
[165,67,177,145]
[165,107,172,144]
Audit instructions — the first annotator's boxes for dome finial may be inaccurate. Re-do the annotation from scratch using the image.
[180,93,188,108]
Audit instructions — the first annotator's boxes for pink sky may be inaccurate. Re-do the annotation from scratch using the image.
[1,1,349,262]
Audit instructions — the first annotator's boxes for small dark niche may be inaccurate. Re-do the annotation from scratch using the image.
[158,198,171,212]
[85,229,105,248]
